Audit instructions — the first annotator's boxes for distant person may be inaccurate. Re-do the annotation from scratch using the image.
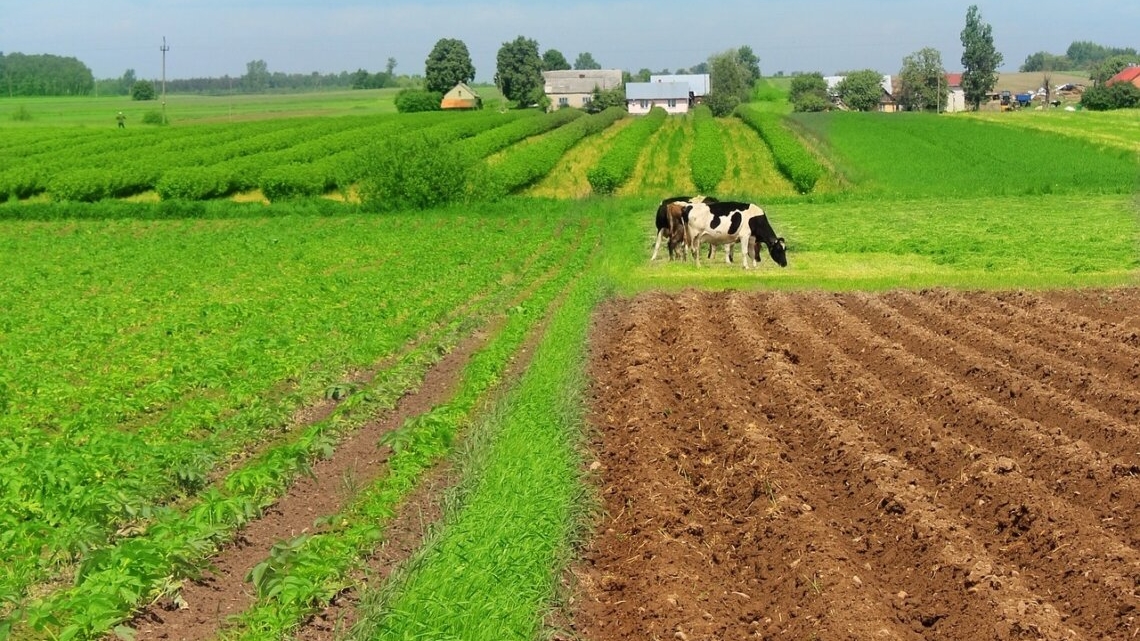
[116,112,126,129]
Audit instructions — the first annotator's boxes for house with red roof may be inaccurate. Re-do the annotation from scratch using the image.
[1105,66,1140,89]
[943,73,966,112]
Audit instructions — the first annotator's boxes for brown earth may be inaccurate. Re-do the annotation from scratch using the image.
[571,288,1140,641]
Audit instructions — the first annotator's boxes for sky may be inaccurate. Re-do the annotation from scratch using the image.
[2,0,1137,82]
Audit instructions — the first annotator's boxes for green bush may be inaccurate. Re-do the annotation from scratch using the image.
[259,165,327,201]
[689,105,726,193]
[156,167,235,200]
[394,89,443,113]
[358,133,475,210]
[0,167,45,200]
[141,110,168,125]
[736,105,823,193]
[1081,83,1140,111]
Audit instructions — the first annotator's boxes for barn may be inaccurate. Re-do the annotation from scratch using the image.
[441,82,481,110]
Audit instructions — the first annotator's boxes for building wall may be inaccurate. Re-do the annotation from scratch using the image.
[627,98,689,116]
[552,93,594,110]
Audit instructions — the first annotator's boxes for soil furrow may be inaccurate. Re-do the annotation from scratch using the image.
[725,292,1079,640]
[993,289,1140,347]
[760,292,1140,638]
[885,290,1140,430]
[933,289,1140,384]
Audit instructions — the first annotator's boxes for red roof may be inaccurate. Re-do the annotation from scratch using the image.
[1105,66,1140,88]
[945,73,963,87]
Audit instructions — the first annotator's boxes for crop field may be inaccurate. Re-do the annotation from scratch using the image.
[0,92,1137,640]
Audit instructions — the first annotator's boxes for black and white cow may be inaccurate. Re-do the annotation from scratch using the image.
[683,201,787,269]
[651,195,717,261]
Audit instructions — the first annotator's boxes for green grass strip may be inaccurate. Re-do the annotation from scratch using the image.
[586,106,667,194]
[216,221,600,640]
[689,104,727,193]
[736,104,825,194]
[346,247,605,640]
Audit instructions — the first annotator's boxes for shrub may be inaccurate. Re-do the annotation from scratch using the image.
[1081,83,1140,111]
[358,133,475,211]
[704,92,741,117]
[141,110,168,125]
[736,105,824,194]
[689,105,726,193]
[394,89,443,113]
[259,165,328,201]
[0,167,45,200]
[156,167,236,200]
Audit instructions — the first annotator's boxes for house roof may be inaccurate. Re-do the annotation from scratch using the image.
[626,81,691,101]
[945,73,963,88]
[649,74,711,96]
[1106,66,1140,88]
[542,69,623,94]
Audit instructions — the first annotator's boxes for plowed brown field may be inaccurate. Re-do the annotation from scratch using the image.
[573,288,1140,640]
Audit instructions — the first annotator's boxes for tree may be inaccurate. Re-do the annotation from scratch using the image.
[1090,54,1140,86]
[898,47,946,111]
[1081,81,1140,110]
[424,38,475,94]
[385,57,397,76]
[131,79,156,101]
[494,36,544,106]
[836,69,884,111]
[633,68,652,82]
[542,49,570,71]
[960,5,1002,110]
[1020,51,1072,73]
[705,48,753,115]
[737,45,761,85]
[788,72,830,112]
[119,69,137,96]
[587,85,626,113]
[243,59,271,92]
[574,52,601,70]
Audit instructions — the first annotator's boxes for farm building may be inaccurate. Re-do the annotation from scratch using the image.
[824,74,899,112]
[942,73,967,113]
[625,81,692,115]
[542,69,623,110]
[1105,65,1140,89]
[649,73,711,103]
[441,82,481,110]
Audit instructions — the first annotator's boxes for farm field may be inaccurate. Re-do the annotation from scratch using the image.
[0,90,1137,640]
[578,287,1140,640]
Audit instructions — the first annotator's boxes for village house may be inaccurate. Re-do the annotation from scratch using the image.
[441,82,481,110]
[1105,65,1140,89]
[649,73,711,103]
[824,74,899,112]
[542,69,623,110]
[625,81,692,115]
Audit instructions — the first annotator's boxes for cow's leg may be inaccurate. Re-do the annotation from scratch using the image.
[651,229,665,261]
[740,236,751,269]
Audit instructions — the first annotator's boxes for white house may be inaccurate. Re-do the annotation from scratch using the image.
[649,73,711,102]
[625,81,692,115]
[542,69,623,110]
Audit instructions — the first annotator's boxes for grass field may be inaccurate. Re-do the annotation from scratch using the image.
[0,86,1137,640]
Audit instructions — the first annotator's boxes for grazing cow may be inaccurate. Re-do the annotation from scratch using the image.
[683,201,787,269]
[651,195,717,261]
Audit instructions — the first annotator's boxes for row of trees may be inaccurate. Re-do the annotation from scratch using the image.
[791,5,1002,113]
[1020,41,1139,82]
[0,52,94,97]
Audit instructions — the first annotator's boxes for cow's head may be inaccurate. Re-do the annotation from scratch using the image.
[766,237,788,267]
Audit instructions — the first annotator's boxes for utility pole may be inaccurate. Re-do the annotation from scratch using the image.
[160,36,170,124]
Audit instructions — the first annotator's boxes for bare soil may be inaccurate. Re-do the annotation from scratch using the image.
[571,288,1140,640]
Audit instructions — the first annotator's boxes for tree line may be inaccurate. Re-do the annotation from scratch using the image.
[0,52,94,97]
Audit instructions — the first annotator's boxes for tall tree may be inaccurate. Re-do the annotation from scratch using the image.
[705,48,752,115]
[836,69,884,111]
[119,68,137,95]
[737,45,761,85]
[542,49,570,71]
[898,47,946,111]
[574,52,601,70]
[243,59,271,92]
[495,36,544,106]
[960,5,1002,110]
[424,38,475,94]
[385,57,397,76]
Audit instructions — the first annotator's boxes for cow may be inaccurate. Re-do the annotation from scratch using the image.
[683,201,787,269]
[651,195,717,261]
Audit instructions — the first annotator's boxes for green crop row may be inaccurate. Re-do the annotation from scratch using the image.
[736,104,825,194]
[789,111,1139,197]
[482,106,627,198]
[586,106,667,194]
[689,104,727,193]
[450,108,582,160]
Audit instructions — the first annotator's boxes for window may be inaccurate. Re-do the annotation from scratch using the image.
[639,100,649,109]
[667,99,677,108]
[558,97,568,107]
[582,96,591,105]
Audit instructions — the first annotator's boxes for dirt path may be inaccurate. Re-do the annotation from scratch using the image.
[572,288,1140,640]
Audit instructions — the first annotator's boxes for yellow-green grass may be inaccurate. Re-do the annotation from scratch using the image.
[617,114,695,197]
[716,116,798,199]
[966,108,1140,155]
[523,116,638,198]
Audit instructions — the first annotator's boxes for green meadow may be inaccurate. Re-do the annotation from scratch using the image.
[0,89,1137,640]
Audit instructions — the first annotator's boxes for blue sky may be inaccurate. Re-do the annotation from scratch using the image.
[2,0,1135,81]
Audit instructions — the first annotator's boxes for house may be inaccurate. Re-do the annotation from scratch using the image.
[942,73,967,113]
[542,69,623,110]
[441,82,480,110]
[625,81,692,115]
[1105,65,1140,89]
[649,73,711,103]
